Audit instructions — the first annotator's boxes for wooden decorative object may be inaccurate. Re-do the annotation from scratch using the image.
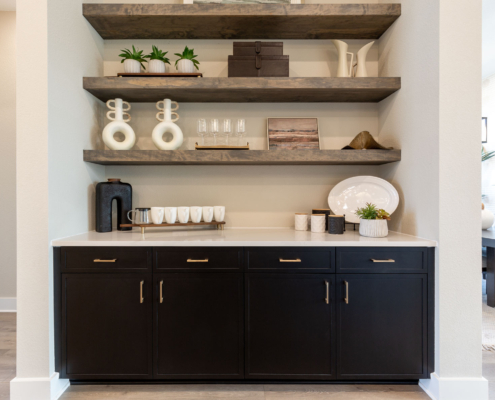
[228,55,289,77]
[342,131,393,150]
[195,142,250,150]
[117,73,203,78]
[267,118,320,150]
[120,221,225,234]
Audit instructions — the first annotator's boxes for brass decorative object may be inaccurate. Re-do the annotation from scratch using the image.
[342,131,393,150]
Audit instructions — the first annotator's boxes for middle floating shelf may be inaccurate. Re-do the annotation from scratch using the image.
[83,77,401,103]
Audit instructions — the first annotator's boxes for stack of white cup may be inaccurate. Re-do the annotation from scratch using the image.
[150,206,225,224]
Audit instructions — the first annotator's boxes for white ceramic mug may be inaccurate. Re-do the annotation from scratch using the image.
[214,206,225,222]
[295,213,309,231]
[190,206,203,223]
[151,207,165,224]
[178,207,190,223]
[203,206,214,223]
[165,207,177,224]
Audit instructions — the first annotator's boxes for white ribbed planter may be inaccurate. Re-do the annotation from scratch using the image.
[124,59,141,73]
[177,59,195,73]
[359,219,389,238]
[148,59,166,73]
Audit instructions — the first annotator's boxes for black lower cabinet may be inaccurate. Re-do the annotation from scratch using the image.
[336,274,428,380]
[245,274,335,379]
[61,274,153,380]
[154,273,244,379]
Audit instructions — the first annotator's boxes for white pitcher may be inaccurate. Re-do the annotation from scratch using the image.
[354,41,375,78]
[332,40,354,78]
[152,99,184,150]
[102,98,136,150]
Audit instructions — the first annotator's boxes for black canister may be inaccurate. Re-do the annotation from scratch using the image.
[328,215,346,235]
[95,179,132,232]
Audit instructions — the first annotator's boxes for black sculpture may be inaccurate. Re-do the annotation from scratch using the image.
[95,179,132,232]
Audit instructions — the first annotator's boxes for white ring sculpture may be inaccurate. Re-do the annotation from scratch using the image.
[152,99,183,150]
[102,98,136,150]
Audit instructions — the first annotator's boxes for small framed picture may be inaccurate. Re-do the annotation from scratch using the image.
[267,118,320,150]
[483,117,488,143]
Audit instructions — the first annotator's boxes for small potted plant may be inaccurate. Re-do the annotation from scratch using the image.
[355,203,391,238]
[119,45,146,73]
[144,45,170,73]
[174,46,200,73]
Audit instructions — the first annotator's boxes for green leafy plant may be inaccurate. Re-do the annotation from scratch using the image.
[119,45,146,70]
[144,45,170,64]
[355,203,391,220]
[174,46,200,70]
[482,146,495,162]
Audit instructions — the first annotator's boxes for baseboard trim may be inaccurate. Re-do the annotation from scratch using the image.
[0,297,16,312]
[10,372,70,400]
[419,373,488,400]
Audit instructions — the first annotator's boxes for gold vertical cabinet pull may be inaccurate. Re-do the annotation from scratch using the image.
[187,259,209,263]
[344,281,349,304]
[371,259,395,263]
[325,280,330,304]
[140,281,144,304]
[160,280,164,304]
[93,259,117,263]
[279,258,301,263]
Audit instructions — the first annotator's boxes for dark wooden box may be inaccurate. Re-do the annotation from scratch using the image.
[233,41,284,56]
[228,55,289,77]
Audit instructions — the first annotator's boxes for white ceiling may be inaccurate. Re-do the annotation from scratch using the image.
[484,0,495,80]
[0,0,15,11]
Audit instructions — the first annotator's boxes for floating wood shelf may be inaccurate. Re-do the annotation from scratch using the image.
[83,150,401,166]
[83,77,401,103]
[83,4,401,40]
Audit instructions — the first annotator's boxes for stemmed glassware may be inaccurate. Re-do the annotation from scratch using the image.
[210,119,219,145]
[236,119,246,146]
[223,119,232,145]
[197,119,207,145]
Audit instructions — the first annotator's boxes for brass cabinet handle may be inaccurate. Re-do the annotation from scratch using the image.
[371,259,395,263]
[160,280,164,304]
[344,281,349,304]
[187,259,209,263]
[93,259,117,263]
[279,258,301,263]
[325,280,330,304]
[140,281,144,304]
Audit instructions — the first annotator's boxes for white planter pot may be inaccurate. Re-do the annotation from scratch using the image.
[124,59,141,73]
[148,59,166,73]
[359,219,389,238]
[177,59,195,73]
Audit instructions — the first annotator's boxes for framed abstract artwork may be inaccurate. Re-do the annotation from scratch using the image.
[267,118,320,150]
[483,117,488,143]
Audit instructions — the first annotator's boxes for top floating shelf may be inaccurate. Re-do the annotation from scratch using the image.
[82,3,401,40]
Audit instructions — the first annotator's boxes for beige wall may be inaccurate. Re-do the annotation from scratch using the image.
[0,11,16,302]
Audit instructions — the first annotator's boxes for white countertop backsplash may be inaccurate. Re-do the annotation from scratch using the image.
[52,228,437,247]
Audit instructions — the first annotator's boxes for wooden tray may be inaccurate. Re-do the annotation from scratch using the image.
[195,142,250,150]
[117,73,203,78]
[120,221,225,234]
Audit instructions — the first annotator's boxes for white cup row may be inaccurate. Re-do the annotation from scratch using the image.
[151,206,225,224]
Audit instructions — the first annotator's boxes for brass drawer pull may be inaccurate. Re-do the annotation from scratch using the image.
[187,259,209,263]
[371,259,395,263]
[140,281,144,304]
[344,281,349,304]
[94,259,117,263]
[325,280,329,304]
[279,258,301,263]
[160,280,164,304]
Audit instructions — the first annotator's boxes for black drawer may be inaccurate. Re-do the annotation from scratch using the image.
[154,247,242,271]
[336,247,427,273]
[245,247,334,273]
[60,247,152,272]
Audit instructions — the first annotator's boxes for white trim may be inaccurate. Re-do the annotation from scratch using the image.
[419,373,488,400]
[0,297,16,312]
[10,372,70,400]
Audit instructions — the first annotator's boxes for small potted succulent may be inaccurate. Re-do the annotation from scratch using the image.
[174,46,200,73]
[355,203,391,238]
[144,45,171,73]
[119,45,146,73]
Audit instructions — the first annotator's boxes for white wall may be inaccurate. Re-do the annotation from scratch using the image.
[0,11,16,310]
[482,74,495,212]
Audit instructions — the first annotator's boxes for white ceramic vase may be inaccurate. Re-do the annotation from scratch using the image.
[354,41,374,78]
[148,59,166,73]
[124,59,141,73]
[331,40,353,78]
[177,59,195,73]
[152,99,184,150]
[102,98,136,150]
[483,209,495,230]
[359,219,389,238]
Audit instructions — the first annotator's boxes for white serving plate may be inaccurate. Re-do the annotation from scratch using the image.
[328,176,399,224]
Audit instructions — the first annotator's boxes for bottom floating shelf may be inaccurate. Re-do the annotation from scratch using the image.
[121,221,225,234]
[84,149,401,165]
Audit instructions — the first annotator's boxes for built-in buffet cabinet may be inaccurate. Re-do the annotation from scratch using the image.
[54,246,434,382]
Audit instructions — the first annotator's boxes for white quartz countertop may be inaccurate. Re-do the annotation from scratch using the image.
[52,228,437,247]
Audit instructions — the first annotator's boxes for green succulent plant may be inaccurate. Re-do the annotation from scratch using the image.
[119,45,146,70]
[174,46,200,70]
[144,45,171,64]
[355,203,391,220]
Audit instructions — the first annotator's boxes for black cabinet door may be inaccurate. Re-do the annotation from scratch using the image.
[61,274,153,380]
[336,274,428,380]
[154,273,244,379]
[245,274,335,379]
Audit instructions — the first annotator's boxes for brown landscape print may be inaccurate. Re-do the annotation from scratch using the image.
[268,118,320,150]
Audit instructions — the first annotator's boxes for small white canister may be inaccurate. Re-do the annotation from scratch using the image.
[311,214,326,233]
[295,213,309,231]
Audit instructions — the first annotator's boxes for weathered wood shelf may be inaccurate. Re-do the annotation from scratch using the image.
[83,149,401,166]
[83,77,401,103]
[83,4,401,40]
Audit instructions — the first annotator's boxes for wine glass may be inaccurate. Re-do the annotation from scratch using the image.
[223,119,232,145]
[210,119,219,145]
[236,119,246,146]
[197,119,207,145]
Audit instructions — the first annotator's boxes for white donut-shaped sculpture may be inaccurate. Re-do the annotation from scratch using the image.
[152,121,184,150]
[102,121,136,150]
